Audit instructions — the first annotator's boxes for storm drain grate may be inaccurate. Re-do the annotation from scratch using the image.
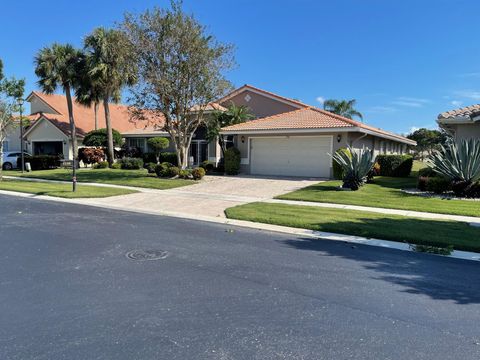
[126,249,169,261]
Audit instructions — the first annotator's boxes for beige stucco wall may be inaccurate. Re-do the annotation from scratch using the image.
[234,131,409,177]
[24,119,71,159]
[221,90,300,119]
[4,124,22,152]
[450,123,480,141]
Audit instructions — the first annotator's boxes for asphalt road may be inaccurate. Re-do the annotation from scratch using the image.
[0,194,479,360]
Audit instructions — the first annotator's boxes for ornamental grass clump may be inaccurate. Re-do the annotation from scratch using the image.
[426,138,480,197]
[330,146,375,190]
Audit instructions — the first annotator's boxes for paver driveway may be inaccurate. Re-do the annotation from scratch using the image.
[77,175,320,217]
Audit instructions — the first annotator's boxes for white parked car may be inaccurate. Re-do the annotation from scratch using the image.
[2,151,31,170]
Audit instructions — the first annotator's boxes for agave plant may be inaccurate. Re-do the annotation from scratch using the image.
[426,138,480,197]
[331,146,375,190]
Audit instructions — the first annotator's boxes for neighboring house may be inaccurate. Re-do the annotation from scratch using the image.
[437,104,480,142]
[7,85,415,178]
[4,91,162,159]
[218,85,415,177]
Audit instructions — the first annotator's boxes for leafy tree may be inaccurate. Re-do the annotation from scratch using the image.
[122,1,234,169]
[0,101,13,179]
[206,103,253,158]
[407,128,448,160]
[323,99,363,120]
[84,27,137,167]
[83,128,123,147]
[147,137,170,163]
[34,44,84,191]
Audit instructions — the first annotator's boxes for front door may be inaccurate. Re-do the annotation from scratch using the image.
[190,141,208,166]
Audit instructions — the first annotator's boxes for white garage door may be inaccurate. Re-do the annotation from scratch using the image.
[250,136,332,178]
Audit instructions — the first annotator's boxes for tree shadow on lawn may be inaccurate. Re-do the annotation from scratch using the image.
[279,236,480,305]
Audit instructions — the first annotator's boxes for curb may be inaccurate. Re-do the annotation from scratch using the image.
[1,189,479,263]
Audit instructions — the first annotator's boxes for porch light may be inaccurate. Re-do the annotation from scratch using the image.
[241,136,245,143]
[337,134,342,143]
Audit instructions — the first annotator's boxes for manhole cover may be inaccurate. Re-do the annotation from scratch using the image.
[126,249,169,261]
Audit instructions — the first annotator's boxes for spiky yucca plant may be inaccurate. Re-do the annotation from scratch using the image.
[426,138,480,197]
[331,146,375,190]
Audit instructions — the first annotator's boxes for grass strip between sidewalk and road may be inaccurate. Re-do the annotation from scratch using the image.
[225,202,480,253]
[0,179,138,198]
[3,168,193,190]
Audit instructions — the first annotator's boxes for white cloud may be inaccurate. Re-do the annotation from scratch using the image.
[391,97,430,108]
[366,106,397,113]
[450,100,463,107]
[459,72,480,78]
[453,90,480,101]
[316,96,325,105]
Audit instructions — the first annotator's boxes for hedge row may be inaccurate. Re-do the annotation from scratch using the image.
[376,154,413,177]
[17,155,61,170]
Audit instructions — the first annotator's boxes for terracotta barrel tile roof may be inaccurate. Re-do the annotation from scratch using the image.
[438,104,480,120]
[28,91,165,135]
[222,106,415,144]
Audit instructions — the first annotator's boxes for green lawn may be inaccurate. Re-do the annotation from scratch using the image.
[3,168,192,190]
[0,179,137,198]
[225,202,480,252]
[278,174,480,218]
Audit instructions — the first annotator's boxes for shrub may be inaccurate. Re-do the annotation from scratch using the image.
[418,167,437,178]
[155,163,169,178]
[142,152,157,164]
[145,162,157,174]
[159,152,178,165]
[119,144,143,159]
[119,157,144,170]
[332,148,351,180]
[224,147,241,175]
[192,167,206,180]
[94,161,109,169]
[427,138,480,197]
[111,162,121,169]
[200,160,215,173]
[179,169,192,179]
[331,146,375,190]
[376,155,413,177]
[18,155,61,170]
[167,166,180,177]
[417,176,429,191]
[147,137,170,163]
[425,176,452,194]
[78,147,104,167]
[83,128,123,147]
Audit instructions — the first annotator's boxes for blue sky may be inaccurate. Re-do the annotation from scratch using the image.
[1,0,479,135]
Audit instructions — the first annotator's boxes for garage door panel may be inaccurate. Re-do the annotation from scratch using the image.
[250,136,331,178]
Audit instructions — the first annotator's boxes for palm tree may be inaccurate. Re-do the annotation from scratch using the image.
[76,65,102,130]
[323,99,363,121]
[84,28,137,166]
[34,43,83,191]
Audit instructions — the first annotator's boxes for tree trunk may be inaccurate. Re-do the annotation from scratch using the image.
[65,85,78,192]
[94,102,99,130]
[103,97,114,167]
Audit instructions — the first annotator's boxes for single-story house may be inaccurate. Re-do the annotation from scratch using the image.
[218,85,415,177]
[437,104,480,142]
[6,85,415,178]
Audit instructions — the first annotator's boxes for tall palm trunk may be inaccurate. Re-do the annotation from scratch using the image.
[103,97,114,167]
[94,101,99,130]
[65,85,78,192]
